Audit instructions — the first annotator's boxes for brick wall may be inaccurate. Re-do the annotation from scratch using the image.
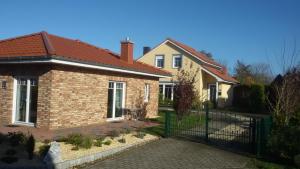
[0,65,52,127]
[48,66,159,129]
[0,64,159,129]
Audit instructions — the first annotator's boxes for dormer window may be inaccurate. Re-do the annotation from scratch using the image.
[155,55,164,68]
[172,54,182,68]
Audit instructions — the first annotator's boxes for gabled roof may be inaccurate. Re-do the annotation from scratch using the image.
[0,32,171,78]
[138,38,238,83]
[166,38,223,68]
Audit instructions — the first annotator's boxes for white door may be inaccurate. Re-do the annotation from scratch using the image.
[13,77,38,125]
[107,81,125,120]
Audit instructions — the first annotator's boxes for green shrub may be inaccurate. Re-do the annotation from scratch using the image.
[26,134,35,160]
[94,140,103,147]
[65,134,93,149]
[5,149,17,156]
[43,139,51,144]
[249,84,265,113]
[38,144,50,157]
[109,130,120,139]
[232,84,266,113]
[55,136,67,142]
[81,136,93,149]
[8,132,26,146]
[135,132,146,139]
[0,156,18,164]
[66,134,83,147]
[268,125,300,161]
[103,140,112,145]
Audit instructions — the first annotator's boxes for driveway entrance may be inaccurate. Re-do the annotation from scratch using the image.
[81,139,251,169]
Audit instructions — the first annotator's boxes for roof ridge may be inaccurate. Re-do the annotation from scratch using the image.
[41,31,56,56]
[0,32,42,43]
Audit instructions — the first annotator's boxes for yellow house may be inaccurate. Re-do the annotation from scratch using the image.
[137,38,238,107]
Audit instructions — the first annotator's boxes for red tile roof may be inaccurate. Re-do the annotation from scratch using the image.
[0,32,171,77]
[165,38,237,83]
[166,38,222,67]
[202,64,238,83]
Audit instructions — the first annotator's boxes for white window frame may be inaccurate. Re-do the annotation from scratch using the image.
[159,82,175,101]
[107,81,126,121]
[155,55,164,68]
[144,84,150,102]
[12,77,37,126]
[172,54,182,68]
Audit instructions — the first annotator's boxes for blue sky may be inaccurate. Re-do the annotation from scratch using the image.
[1,0,299,74]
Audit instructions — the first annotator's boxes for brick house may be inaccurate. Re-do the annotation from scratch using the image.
[0,32,171,130]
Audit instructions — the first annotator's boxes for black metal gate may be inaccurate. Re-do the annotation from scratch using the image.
[164,108,271,154]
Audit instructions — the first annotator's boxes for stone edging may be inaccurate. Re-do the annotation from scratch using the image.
[44,137,159,169]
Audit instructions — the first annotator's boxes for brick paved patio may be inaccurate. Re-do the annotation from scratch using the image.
[0,120,158,141]
[81,138,251,169]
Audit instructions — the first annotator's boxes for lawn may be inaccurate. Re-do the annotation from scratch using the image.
[143,110,205,137]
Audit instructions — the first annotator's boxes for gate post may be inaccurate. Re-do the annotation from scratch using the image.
[164,111,171,138]
[205,103,209,141]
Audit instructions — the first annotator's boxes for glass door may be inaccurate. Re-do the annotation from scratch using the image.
[107,81,125,120]
[15,77,38,124]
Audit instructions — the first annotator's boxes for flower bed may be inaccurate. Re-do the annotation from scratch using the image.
[59,132,157,161]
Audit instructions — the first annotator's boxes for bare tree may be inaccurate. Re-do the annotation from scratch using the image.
[267,40,300,126]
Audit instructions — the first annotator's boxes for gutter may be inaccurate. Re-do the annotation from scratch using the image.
[0,57,171,78]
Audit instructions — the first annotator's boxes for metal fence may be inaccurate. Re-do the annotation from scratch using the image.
[164,107,272,156]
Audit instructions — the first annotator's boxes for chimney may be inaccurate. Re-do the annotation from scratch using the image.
[143,46,151,55]
[120,37,134,64]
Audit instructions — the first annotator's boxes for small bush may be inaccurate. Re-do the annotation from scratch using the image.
[38,144,50,157]
[55,136,67,142]
[26,134,35,160]
[8,132,26,146]
[0,156,18,164]
[118,138,126,143]
[81,136,93,149]
[94,140,103,147]
[103,140,112,145]
[203,101,214,110]
[5,149,17,156]
[66,134,83,147]
[109,130,120,140]
[66,134,92,149]
[135,132,146,139]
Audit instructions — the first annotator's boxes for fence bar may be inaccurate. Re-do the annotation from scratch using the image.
[164,111,171,138]
[205,103,209,141]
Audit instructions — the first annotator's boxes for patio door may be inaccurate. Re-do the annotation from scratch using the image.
[107,81,125,120]
[14,77,38,125]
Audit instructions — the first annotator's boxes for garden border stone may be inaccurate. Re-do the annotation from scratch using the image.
[44,136,159,169]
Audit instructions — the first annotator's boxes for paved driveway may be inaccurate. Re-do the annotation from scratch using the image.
[81,138,251,169]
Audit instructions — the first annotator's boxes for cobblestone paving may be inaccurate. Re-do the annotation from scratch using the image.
[82,138,251,169]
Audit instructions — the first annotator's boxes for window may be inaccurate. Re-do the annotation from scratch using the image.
[155,55,164,68]
[2,81,6,89]
[144,84,150,102]
[172,54,182,68]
